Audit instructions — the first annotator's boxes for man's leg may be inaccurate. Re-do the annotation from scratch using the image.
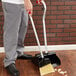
[16,5,28,56]
[2,2,22,67]
[16,5,33,60]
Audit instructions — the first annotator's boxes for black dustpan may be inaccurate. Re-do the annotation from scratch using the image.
[32,54,51,67]
[32,52,61,67]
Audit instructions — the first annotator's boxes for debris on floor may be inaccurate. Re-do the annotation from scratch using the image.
[55,68,68,76]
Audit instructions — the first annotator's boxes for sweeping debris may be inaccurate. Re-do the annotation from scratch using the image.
[55,68,68,76]
[58,68,62,72]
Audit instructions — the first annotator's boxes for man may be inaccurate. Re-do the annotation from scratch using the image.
[1,0,33,76]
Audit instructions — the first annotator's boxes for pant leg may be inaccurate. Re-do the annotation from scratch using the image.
[2,2,22,67]
[16,5,29,56]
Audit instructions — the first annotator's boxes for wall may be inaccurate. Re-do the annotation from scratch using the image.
[0,0,76,46]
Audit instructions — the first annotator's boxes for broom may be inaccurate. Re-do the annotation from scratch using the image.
[29,15,55,76]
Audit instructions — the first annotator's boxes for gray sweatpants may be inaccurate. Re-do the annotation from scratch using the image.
[2,2,28,67]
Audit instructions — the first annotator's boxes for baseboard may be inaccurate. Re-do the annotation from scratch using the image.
[0,44,76,53]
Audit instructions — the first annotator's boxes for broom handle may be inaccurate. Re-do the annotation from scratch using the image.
[29,16,44,58]
[41,0,48,53]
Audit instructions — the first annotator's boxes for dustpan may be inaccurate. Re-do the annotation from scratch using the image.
[31,0,61,67]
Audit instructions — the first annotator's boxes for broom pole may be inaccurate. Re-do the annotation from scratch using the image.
[29,16,44,58]
[41,0,48,53]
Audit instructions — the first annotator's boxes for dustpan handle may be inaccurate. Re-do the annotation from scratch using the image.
[41,0,48,53]
[29,15,44,58]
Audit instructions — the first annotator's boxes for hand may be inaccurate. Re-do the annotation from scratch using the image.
[24,0,33,16]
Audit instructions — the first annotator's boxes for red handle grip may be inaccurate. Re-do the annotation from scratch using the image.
[36,0,42,4]
[29,11,31,15]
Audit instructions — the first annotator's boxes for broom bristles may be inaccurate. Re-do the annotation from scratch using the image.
[39,63,55,76]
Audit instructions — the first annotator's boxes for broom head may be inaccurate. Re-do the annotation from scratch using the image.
[39,58,55,76]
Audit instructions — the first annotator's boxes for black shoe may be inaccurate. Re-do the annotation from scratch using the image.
[17,54,33,60]
[5,63,20,76]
